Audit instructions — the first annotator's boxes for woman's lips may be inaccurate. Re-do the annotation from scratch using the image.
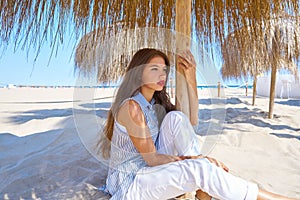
[157,80,165,86]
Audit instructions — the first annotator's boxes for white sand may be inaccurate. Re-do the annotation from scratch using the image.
[0,87,299,199]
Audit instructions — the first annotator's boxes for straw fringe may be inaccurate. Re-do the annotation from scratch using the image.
[0,0,299,81]
[221,15,300,80]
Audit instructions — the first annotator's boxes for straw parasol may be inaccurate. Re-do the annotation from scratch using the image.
[1,0,299,117]
[1,1,299,68]
[221,14,300,118]
[2,1,299,57]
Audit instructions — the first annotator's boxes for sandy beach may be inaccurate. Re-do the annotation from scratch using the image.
[0,87,299,200]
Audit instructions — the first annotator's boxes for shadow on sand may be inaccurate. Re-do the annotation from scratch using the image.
[275,99,300,107]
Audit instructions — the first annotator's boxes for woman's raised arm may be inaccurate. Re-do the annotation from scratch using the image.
[177,50,198,126]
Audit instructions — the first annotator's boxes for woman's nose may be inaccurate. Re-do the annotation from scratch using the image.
[160,72,167,79]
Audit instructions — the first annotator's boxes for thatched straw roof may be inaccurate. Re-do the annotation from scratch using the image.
[74,27,188,82]
[1,0,299,81]
[221,15,300,79]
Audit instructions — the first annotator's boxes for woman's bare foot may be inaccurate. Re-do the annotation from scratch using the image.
[195,189,212,200]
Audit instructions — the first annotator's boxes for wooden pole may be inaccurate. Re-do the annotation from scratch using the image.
[252,76,257,106]
[175,0,191,116]
[268,28,279,119]
[269,64,277,119]
[174,2,195,198]
[245,81,248,96]
[218,82,221,97]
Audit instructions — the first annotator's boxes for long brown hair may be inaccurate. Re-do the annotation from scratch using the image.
[99,48,176,159]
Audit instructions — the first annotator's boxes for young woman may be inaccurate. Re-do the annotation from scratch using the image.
[99,48,296,200]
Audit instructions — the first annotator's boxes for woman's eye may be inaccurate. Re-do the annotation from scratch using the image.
[163,67,168,72]
[151,67,158,71]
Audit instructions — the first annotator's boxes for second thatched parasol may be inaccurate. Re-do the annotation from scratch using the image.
[221,15,300,118]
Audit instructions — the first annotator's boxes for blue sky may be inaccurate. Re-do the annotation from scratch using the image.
[0,35,246,87]
[0,40,78,87]
[0,19,249,88]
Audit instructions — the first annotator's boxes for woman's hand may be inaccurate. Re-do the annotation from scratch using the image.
[177,50,199,125]
[179,155,229,172]
[204,156,229,172]
[177,50,196,79]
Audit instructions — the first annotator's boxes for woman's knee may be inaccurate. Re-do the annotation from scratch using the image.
[164,111,187,123]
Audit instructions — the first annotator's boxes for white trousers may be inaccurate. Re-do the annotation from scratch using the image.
[125,111,258,200]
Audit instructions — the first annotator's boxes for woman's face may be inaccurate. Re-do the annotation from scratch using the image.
[141,56,167,92]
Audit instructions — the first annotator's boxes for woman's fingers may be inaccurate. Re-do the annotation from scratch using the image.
[178,58,189,70]
[185,50,196,66]
[179,50,196,65]
[219,161,229,172]
[179,155,230,172]
[178,50,196,70]
[205,156,229,172]
[178,55,194,67]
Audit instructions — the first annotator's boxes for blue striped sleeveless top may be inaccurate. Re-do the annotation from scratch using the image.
[104,92,159,199]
